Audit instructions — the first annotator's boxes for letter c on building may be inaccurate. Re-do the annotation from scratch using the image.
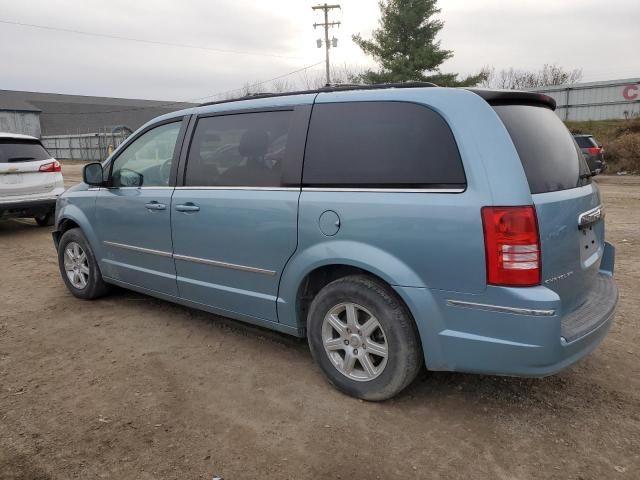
[623,84,639,100]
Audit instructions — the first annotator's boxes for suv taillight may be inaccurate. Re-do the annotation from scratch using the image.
[587,146,602,155]
[39,160,61,173]
[481,206,541,287]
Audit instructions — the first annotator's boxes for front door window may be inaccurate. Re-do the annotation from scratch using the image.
[111,122,181,187]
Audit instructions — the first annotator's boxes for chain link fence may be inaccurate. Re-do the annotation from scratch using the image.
[41,126,132,161]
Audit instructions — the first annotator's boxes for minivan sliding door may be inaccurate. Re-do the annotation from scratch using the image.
[171,106,310,322]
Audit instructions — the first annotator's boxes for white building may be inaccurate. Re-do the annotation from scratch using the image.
[529,78,640,121]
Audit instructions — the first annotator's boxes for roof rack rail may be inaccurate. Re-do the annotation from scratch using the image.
[198,81,438,107]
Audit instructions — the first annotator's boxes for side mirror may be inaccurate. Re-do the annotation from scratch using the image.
[83,162,105,186]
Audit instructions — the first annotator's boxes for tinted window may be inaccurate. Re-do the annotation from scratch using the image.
[0,139,50,163]
[111,122,182,187]
[574,136,596,148]
[303,102,465,188]
[493,105,591,194]
[185,111,294,187]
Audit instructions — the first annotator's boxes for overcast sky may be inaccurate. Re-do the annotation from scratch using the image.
[1,0,638,101]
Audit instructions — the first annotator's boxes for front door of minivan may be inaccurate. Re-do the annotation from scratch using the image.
[171,107,309,322]
[95,119,185,296]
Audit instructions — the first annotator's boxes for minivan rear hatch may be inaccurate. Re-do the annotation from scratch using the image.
[492,103,602,314]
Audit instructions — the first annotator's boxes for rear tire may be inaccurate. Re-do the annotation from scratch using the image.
[307,274,422,401]
[34,209,54,227]
[57,228,111,299]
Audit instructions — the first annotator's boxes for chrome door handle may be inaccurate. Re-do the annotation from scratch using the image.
[175,203,200,212]
[145,202,166,211]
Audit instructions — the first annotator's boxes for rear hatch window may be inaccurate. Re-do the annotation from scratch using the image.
[574,136,597,148]
[492,105,591,194]
[0,138,51,163]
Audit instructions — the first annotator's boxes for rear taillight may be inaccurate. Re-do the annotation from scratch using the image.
[481,206,541,287]
[39,160,61,173]
[587,146,602,155]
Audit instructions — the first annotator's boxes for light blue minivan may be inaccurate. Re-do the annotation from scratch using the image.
[53,84,618,400]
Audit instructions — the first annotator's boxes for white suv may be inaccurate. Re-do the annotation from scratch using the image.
[0,133,64,226]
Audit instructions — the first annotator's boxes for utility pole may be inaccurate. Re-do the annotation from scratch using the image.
[312,3,341,85]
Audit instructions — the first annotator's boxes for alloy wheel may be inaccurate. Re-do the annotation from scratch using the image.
[321,302,389,381]
[64,241,90,289]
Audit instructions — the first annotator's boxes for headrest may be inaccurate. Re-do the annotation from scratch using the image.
[238,129,269,158]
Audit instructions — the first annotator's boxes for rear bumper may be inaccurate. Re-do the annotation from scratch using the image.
[395,242,618,377]
[586,155,606,173]
[0,196,58,218]
[590,160,607,174]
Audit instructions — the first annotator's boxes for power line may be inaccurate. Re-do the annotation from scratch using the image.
[0,18,304,60]
[42,61,325,116]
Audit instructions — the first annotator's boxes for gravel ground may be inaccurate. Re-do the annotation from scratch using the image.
[1,170,638,479]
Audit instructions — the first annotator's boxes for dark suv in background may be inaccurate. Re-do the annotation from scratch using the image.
[574,134,606,174]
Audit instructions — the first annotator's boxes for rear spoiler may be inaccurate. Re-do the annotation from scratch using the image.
[466,89,556,110]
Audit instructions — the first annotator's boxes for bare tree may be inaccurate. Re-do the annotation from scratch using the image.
[270,78,297,93]
[297,68,326,90]
[212,63,369,103]
[329,62,365,85]
[240,81,256,97]
[295,63,366,90]
[481,64,583,89]
[537,64,583,86]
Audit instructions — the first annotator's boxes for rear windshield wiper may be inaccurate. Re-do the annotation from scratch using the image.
[7,156,36,162]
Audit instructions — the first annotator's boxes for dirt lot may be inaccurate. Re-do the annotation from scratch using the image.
[1,168,639,479]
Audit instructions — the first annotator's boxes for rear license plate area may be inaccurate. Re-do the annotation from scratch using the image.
[0,174,23,185]
[580,224,600,263]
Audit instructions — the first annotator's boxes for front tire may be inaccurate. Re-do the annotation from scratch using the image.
[307,274,422,401]
[57,228,110,299]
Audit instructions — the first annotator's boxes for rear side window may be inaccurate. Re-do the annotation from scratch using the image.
[493,105,591,194]
[303,102,465,188]
[185,111,294,187]
[0,139,50,163]
[574,136,596,148]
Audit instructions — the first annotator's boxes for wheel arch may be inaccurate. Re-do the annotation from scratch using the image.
[57,217,81,234]
[52,217,80,248]
[53,205,100,256]
[296,264,373,327]
[278,240,425,332]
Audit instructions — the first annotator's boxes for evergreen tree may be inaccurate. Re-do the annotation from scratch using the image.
[353,0,485,86]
